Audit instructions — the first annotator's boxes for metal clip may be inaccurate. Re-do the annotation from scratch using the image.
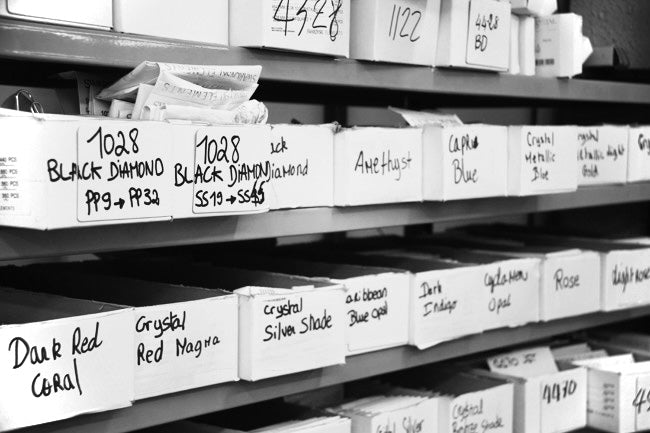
[14,89,44,114]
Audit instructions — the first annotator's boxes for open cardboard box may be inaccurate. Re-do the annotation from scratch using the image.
[422,124,508,201]
[508,126,578,196]
[628,126,650,183]
[268,124,335,210]
[0,286,133,431]
[334,127,423,206]
[86,260,346,381]
[1,264,238,399]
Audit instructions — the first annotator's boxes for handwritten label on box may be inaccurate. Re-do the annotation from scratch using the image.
[344,273,409,354]
[0,311,133,431]
[450,387,512,433]
[488,347,558,378]
[76,123,172,222]
[411,269,482,349]
[540,369,587,433]
[635,375,650,430]
[268,0,346,49]
[191,127,270,214]
[379,0,427,48]
[482,262,538,329]
[465,0,510,69]
[577,127,627,185]
[133,297,237,399]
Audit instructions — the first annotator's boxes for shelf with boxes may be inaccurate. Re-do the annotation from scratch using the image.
[1,18,650,105]
[16,305,650,433]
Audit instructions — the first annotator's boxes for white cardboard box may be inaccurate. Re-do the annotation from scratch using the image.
[3,266,239,400]
[535,14,587,78]
[334,127,423,206]
[0,111,175,229]
[422,124,508,201]
[268,124,335,209]
[511,0,556,16]
[475,365,587,433]
[509,14,520,75]
[574,355,650,433]
[519,16,535,76]
[508,126,578,196]
[171,124,272,217]
[229,0,350,57]
[436,0,511,71]
[113,0,228,45]
[0,287,133,431]
[350,0,441,65]
[0,0,112,28]
[423,372,514,433]
[422,248,540,330]
[329,394,438,433]
[577,126,629,186]
[627,127,650,182]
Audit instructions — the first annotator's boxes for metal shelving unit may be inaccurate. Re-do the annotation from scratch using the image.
[2,16,650,433]
[21,305,650,433]
[0,183,647,260]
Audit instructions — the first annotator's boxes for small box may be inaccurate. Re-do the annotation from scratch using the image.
[535,14,587,78]
[171,124,272,217]
[574,355,650,433]
[95,261,347,382]
[0,110,175,229]
[422,124,508,201]
[436,0,511,71]
[229,0,350,57]
[334,127,423,206]
[476,356,587,433]
[0,0,112,29]
[328,393,439,433]
[511,0,557,16]
[577,126,629,186]
[508,126,578,196]
[268,124,335,210]
[509,14,521,75]
[113,0,228,45]
[1,265,239,400]
[350,0,441,65]
[627,127,650,183]
[408,371,514,433]
[0,287,133,431]
[519,17,536,76]
[416,247,541,330]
